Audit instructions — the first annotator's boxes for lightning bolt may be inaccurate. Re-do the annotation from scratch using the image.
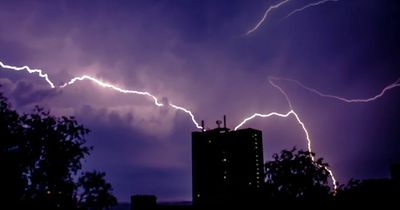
[270,76,400,103]
[60,75,163,107]
[169,103,203,130]
[268,76,294,109]
[245,0,291,35]
[262,74,400,192]
[235,75,341,191]
[61,76,204,128]
[234,110,310,149]
[0,59,339,190]
[281,0,339,20]
[0,61,55,88]
[12,60,398,192]
[0,60,203,130]
[246,0,339,35]
[234,109,337,191]
[235,109,338,191]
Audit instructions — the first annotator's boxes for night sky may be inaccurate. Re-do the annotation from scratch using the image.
[1,0,400,202]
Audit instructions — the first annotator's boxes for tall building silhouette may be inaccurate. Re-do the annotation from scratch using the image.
[192,117,264,207]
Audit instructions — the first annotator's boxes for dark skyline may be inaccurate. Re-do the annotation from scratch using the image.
[0,0,400,202]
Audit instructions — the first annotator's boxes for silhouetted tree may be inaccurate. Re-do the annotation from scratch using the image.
[0,92,116,210]
[264,147,332,206]
[77,171,117,210]
[335,178,362,202]
[0,92,27,208]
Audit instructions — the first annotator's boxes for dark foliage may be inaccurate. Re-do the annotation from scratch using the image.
[77,171,117,210]
[0,92,116,210]
[263,147,333,208]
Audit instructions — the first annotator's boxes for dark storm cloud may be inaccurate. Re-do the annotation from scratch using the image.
[0,78,60,108]
[0,0,399,202]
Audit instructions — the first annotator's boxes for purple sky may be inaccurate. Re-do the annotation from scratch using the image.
[1,0,400,202]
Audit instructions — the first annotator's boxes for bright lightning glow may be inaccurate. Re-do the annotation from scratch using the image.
[245,0,291,35]
[282,0,339,20]
[61,76,205,130]
[169,103,203,130]
[234,110,337,191]
[0,60,203,129]
[0,61,55,88]
[60,75,164,107]
[326,168,337,193]
[270,76,400,103]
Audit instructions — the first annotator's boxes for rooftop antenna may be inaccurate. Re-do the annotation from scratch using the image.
[201,120,205,132]
[223,115,227,129]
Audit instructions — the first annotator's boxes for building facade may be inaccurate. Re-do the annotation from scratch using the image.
[192,126,264,207]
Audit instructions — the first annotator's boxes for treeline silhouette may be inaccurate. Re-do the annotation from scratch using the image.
[261,148,399,209]
[0,92,117,210]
